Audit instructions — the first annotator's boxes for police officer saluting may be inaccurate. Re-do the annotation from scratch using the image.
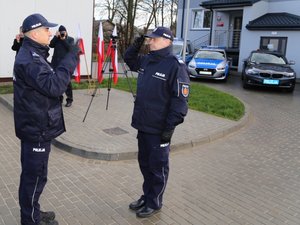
[13,13,79,225]
[124,27,190,218]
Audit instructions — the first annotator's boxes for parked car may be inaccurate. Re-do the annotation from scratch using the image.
[173,38,194,64]
[242,50,296,92]
[188,46,230,81]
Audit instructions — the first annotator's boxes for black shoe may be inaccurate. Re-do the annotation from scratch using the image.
[40,211,55,222]
[136,206,161,218]
[129,198,145,211]
[65,102,72,107]
[38,219,59,225]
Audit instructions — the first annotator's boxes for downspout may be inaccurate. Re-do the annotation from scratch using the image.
[209,7,213,45]
[182,0,190,62]
[181,0,186,38]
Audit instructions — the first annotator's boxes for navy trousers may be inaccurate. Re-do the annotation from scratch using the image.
[19,140,51,225]
[65,82,73,103]
[137,131,170,209]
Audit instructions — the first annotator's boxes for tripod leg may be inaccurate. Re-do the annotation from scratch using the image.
[83,86,98,122]
[106,61,113,110]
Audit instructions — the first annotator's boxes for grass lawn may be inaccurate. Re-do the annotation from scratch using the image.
[1,77,244,121]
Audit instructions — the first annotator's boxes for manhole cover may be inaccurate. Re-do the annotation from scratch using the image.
[103,127,129,136]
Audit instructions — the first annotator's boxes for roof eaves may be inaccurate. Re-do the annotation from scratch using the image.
[200,0,260,9]
[246,13,300,31]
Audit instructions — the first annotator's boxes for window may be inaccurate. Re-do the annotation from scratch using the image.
[192,9,211,29]
[260,37,287,55]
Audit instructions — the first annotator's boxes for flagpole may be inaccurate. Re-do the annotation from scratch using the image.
[83,53,90,80]
[91,1,96,80]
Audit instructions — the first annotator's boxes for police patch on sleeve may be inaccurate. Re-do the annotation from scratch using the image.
[181,84,189,97]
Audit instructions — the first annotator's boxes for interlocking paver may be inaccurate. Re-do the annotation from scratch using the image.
[0,88,247,161]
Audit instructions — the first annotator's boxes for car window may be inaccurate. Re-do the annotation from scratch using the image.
[195,50,225,60]
[250,52,286,64]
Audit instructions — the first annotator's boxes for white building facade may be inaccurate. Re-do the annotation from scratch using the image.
[0,0,94,80]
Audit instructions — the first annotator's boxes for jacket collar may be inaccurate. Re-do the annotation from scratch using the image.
[22,36,50,59]
[149,45,173,59]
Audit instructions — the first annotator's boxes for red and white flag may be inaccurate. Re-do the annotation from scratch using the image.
[74,63,81,83]
[97,22,104,83]
[77,25,85,55]
[106,26,118,84]
[74,25,85,83]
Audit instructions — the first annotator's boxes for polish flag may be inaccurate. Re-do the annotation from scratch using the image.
[77,25,85,55]
[97,22,104,83]
[73,25,85,83]
[74,63,81,83]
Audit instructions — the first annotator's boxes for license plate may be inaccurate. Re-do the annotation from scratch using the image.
[199,71,212,75]
[263,79,279,85]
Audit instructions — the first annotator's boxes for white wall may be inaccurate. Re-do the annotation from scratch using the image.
[176,0,211,47]
[268,0,300,14]
[0,0,94,78]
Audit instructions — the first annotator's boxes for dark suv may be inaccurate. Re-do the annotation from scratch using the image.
[242,50,296,92]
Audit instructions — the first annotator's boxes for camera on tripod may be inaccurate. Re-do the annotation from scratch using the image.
[110,34,119,43]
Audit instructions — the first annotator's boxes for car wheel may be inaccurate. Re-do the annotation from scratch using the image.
[242,74,249,89]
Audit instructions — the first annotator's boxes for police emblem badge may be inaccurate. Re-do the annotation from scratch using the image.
[181,84,189,97]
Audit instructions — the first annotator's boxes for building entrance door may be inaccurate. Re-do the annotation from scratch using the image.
[232,16,242,48]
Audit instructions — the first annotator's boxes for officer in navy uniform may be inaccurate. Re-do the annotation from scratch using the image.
[13,13,79,225]
[124,27,190,218]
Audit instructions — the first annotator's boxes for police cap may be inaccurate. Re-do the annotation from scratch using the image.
[22,13,57,33]
[145,27,174,41]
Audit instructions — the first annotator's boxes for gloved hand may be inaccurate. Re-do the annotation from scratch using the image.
[133,35,145,50]
[161,129,175,144]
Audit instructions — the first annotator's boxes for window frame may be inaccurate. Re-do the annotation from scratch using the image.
[191,8,211,30]
[259,37,287,55]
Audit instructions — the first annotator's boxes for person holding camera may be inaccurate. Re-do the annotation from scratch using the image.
[124,27,190,218]
[11,26,24,55]
[49,25,75,107]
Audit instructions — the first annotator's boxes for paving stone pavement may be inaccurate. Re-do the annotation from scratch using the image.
[0,88,248,161]
[1,76,300,224]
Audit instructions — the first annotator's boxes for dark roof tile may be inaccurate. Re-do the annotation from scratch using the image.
[246,13,300,30]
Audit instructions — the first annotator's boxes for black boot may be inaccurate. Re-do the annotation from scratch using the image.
[129,198,145,210]
[136,206,161,218]
[65,101,72,107]
[40,211,55,222]
[38,219,59,225]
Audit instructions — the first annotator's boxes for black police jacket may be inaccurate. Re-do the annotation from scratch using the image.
[13,37,78,142]
[124,44,190,134]
[49,35,74,69]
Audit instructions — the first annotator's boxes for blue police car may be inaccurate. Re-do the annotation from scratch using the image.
[188,47,230,81]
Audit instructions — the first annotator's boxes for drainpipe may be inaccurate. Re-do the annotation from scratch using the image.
[182,0,190,62]
[209,8,213,45]
[181,0,186,38]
